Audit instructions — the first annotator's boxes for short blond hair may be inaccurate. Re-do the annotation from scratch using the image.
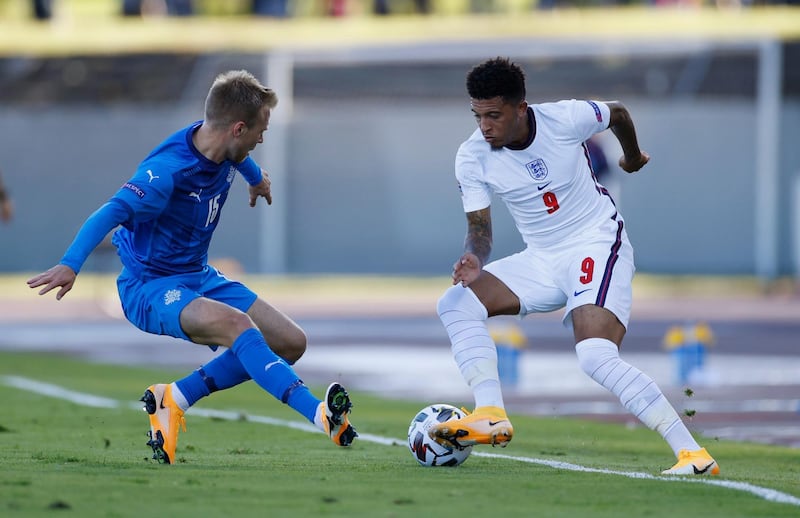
[204,70,277,128]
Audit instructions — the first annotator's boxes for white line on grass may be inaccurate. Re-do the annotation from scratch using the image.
[4,375,799,507]
[5,375,120,408]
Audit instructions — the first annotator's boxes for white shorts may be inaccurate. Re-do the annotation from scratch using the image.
[483,217,635,330]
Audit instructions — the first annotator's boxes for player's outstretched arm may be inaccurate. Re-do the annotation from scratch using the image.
[606,101,650,173]
[27,264,77,300]
[27,201,129,300]
[248,168,272,207]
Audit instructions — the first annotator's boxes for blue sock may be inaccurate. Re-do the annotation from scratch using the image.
[230,328,320,423]
[175,349,251,407]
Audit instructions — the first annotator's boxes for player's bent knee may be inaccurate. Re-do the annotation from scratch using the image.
[255,320,307,363]
[437,285,488,323]
[575,338,619,377]
[182,299,259,346]
[228,310,258,334]
[281,329,307,364]
[209,310,259,347]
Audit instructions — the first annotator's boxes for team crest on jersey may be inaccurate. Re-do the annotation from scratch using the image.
[525,159,548,181]
[227,166,237,183]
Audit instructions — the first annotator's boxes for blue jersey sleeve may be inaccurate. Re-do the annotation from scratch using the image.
[59,199,132,274]
[238,156,263,186]
[115,165,174,221]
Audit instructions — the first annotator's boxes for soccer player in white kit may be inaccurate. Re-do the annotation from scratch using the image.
[429,57,719,476]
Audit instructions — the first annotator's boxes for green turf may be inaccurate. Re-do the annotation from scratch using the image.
[1,351,799,517]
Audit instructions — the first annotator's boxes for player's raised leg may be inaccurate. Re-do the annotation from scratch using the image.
[245,299,357,445]
[429,283,514,448]
[226,329,358,447]
[221,335,358,448]
[572,306,719,476]
[577,337,718,475]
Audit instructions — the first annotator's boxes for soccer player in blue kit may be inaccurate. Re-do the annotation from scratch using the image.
[27,70,357,464]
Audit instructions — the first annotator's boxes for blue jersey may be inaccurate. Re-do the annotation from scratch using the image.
[60,122,262,280]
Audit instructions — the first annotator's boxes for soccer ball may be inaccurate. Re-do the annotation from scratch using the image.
[407,404,473,467]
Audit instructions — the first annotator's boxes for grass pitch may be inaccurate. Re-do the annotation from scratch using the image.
[2,351,799,517]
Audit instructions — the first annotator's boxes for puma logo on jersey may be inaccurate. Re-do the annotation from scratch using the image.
[188,189,202,202]
[146,169,160,183]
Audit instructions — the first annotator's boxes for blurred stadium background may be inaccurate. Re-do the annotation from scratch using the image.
[1,2,798,447]
[1,2,799,281]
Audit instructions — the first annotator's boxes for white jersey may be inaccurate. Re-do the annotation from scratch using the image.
[455,99,619,249]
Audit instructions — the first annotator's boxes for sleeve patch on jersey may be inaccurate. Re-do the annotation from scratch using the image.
[123,182,146,198]
[587,101,603,123]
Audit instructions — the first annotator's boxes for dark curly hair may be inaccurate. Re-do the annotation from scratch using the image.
[466,57,526,104]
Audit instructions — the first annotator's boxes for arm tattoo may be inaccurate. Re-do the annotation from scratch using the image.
[465,208,492,266]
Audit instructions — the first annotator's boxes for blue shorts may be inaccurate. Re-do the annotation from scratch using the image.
[116,265,258,343]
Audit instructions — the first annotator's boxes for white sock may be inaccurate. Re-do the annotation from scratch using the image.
[438,285,505,409]
[313,403,325,432]
[575,338,701,456]
[170,383,190,412]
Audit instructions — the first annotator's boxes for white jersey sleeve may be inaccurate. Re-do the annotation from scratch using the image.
[564,99,611,142]
[455,128,493,213]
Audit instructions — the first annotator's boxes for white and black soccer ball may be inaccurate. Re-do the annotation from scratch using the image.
[407,403,473,467]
